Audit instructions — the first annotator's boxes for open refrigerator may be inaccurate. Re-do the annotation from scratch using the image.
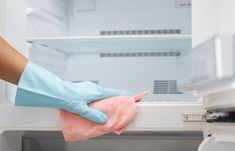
[0,0,235,150]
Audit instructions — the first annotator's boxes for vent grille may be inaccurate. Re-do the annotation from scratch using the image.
[100,52,181,58]
[154,80,182,94]
[100,29,181,36]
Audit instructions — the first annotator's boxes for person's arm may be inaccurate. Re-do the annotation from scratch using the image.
[0,36,133,124]
[0,37,28,85]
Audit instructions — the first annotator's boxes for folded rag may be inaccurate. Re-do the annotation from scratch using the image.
[60,91,148,142]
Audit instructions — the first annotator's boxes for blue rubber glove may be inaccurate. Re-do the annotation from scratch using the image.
[15,62,133,124]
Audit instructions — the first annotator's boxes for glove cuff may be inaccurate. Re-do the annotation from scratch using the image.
[15,61,65,108]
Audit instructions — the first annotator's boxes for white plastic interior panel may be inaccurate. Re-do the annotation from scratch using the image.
[26,0,191,37]
[74,0,96,12]
[0,0,6,36]
[70,0,191,36]
[28,45,68,77]
[192,0,220,47]
[0,0,6,96]
[27,35,191,53]
[192,0,235,47]
[219,0,235,34]
[26,0,68,37]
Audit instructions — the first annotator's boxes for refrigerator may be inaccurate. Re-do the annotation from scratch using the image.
[0,0,235,150]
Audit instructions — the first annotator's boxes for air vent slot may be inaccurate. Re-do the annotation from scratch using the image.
[100,29,181,36]
[154,80,182,94]
[100,52,181,58]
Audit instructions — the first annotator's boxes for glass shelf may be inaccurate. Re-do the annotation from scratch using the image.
[27,35,192,54]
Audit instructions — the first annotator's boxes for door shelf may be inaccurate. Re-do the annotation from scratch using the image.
[27,35,192,54]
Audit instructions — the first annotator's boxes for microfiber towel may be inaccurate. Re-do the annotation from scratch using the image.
[60,91,148,142]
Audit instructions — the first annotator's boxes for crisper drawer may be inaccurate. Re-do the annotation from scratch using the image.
[177,34,235,95]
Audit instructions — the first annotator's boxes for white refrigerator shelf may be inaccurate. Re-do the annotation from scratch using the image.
[27,35,192,54]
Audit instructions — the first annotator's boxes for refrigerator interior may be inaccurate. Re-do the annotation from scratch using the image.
[15,0,198,103]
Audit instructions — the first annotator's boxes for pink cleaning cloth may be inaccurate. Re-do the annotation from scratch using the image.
[60,91,148,142]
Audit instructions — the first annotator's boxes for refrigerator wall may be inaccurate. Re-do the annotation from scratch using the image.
[69,0,191,36]
[0,0,6,103]
[192,0,235,47]
[0,0,6,36]
[1,0,28,103]
[26,0,68,37]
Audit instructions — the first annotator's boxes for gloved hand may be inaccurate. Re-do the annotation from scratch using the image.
[15,62,133,124]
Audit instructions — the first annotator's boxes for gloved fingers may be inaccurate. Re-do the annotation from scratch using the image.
[76,81,134,103]
[68,102,108,124]
[82,106,108,124]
